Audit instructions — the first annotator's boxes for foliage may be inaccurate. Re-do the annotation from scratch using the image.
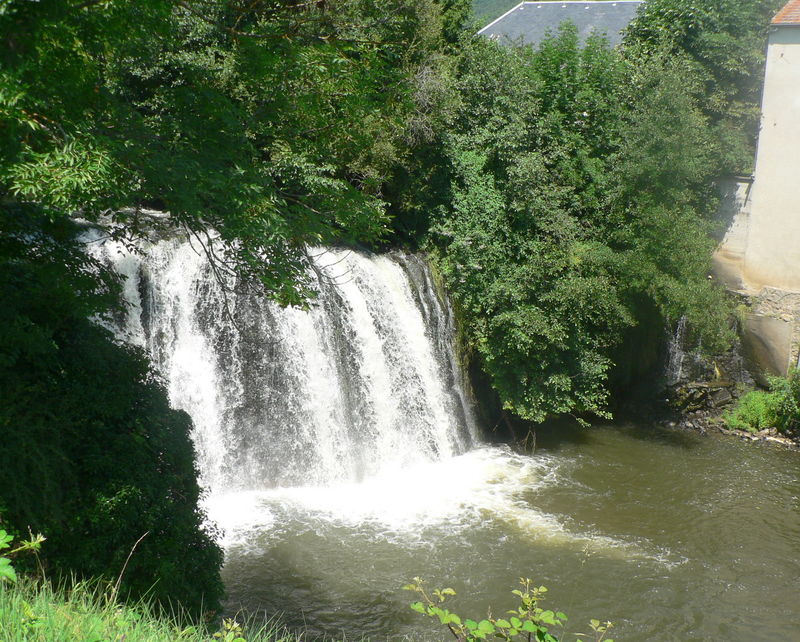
[0,576,301,642]
[0,207,223,616]
[0,531,45,584]
[723,389,779,433]
[0,0,465,303]
[623,0,784,173]
[404,577,613,642]
[768,370,800,434]
[418,27,733,422]
[724,369,800,434]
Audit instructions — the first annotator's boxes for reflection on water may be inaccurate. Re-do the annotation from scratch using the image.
[211,425,800,641]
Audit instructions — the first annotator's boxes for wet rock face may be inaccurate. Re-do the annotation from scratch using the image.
[658,316,757,434]
[655,319,800,448]
[671,381,735,413]
[663,309,756,406]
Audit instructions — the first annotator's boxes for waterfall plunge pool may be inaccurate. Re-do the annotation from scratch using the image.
[209,425,799,641]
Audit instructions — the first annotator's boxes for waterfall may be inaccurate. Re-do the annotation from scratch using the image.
[665,316,688,387]
[90,234,478,493]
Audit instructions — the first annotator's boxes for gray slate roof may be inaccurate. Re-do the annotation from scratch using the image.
[478,1,644,48]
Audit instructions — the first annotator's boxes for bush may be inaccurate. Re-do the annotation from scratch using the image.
[404,578,613,642]
[0,208,223,616]
[723,368,800,434]
[768,370,800,434]
[723,390,779,433]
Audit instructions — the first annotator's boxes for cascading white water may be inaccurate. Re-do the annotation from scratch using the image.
[90,234,478,493]
[665,315,688,386]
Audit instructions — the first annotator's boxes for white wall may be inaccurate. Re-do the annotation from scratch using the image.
[712,179,752,291]
[742,27,800,291]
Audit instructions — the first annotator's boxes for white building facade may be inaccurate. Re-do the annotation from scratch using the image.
[714,0,800,376]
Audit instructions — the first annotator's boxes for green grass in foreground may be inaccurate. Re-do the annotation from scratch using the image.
[0,577,303,642]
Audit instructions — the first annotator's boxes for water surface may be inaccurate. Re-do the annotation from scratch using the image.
[211,423,800,641]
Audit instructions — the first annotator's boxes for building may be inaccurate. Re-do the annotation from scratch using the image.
[714,0,800,376]
[478,1,644,48]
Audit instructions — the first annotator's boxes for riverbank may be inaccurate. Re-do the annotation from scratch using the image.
[616,386,800,450]
[654,398,800,450]
[660,410,800,449]
[0,578,302,642]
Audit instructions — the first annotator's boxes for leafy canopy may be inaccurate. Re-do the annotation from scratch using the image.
[419,25,734,422]
[1,0,461,302]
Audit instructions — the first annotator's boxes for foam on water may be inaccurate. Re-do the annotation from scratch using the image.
[204,446,675,565]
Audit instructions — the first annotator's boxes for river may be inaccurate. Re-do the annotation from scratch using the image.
[210,423,799,641]
[95,237,800,641]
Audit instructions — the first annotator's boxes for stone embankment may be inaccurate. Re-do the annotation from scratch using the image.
[664,379,799,449]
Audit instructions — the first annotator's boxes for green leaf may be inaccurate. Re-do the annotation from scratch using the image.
[539,610,557,625]
[410,601,426,614]
[465,619,478,631]
[555,612,567,621]
[0,558,17,583]
[477,620,496,634]
[495,619,511,628]
[510,617,522,628]
[0,531,12,550]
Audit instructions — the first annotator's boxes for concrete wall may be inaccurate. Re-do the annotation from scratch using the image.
[712,178,752,292]
[712,27,800,377]
[742,26,800,291]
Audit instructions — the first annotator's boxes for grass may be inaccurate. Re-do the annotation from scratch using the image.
[0,577,304,642]
[723,389,778,433]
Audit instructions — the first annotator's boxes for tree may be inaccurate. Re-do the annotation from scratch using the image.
[422,27,732,422]
[0,205,223,615]
[1,0,463,301]
[623,0,784,173]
